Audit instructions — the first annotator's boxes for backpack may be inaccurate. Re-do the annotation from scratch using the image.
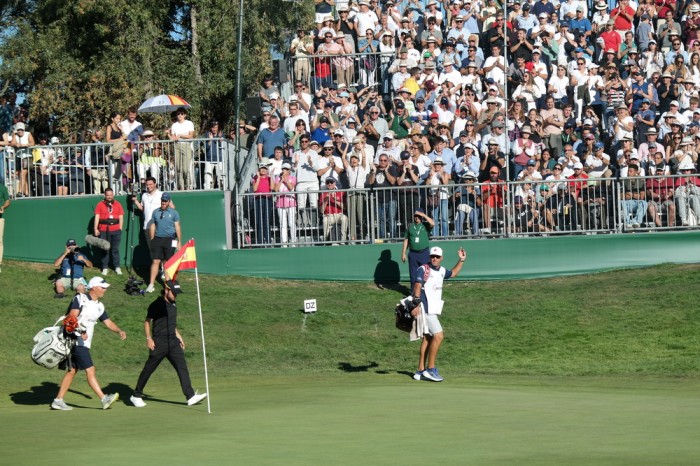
[31,317,75,369]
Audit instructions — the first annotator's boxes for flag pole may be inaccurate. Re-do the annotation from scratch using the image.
[193,259,211,414]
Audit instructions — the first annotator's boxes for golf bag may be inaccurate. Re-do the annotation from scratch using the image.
[395,296,416,333]
[31,317,74,369]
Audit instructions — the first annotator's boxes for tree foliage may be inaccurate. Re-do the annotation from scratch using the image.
[0,0,312,135]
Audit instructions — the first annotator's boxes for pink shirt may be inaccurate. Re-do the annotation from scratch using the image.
[274,175,297,208]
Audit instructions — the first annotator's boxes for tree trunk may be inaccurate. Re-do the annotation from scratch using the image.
[191,4,203,85]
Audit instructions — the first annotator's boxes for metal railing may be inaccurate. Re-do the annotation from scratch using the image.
[234,174,700,248]
[287,51,396,93]
[1,138,249,198]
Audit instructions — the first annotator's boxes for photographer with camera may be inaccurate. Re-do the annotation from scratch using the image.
[53,239,93,298]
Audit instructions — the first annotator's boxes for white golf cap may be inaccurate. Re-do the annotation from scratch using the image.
[429,246,443,257]
[88,277,110,289]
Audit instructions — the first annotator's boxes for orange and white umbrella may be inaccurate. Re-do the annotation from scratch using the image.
[138,94,192,113]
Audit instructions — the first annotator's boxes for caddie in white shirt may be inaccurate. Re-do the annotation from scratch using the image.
[51,277,127,411]
[410,245,466,383]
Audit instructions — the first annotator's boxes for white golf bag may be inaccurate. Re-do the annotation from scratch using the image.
[31,317,74,369]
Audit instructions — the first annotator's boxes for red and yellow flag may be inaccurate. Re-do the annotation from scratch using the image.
[164,239,197,280]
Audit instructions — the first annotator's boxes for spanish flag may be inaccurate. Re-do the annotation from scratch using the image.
[164,239,197,280]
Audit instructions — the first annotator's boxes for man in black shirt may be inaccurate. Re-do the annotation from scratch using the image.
[130,280,207,407]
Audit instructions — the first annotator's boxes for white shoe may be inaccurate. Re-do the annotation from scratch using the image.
[130,395,146,408]
[145,284,155,293]
[101,393,119,410]
[187,391,207,406]
[101,268,109,275]
[51,399,73,411]
[115,267,123,275]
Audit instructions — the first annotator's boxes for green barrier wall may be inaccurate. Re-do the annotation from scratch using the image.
[4,191,228,274]
[4,193,700,280]
[223,231,700,281]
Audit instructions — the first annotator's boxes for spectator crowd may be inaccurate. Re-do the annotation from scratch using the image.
[3,0,700,246]
[246,0,700,244]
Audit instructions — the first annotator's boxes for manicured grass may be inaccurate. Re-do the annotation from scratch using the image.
[3,375,700,465]
[1,261,699,464]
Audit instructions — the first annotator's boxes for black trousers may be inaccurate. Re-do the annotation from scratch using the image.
[99,229,121,269]
[133,336,195,400]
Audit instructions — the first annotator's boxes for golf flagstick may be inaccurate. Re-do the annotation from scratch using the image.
[194,264,211,414]
[163,238,209,412]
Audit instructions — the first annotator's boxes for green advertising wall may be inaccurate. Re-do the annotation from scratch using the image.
[222,231,700,281]
[3,191,228,274]
[4,193,700,281]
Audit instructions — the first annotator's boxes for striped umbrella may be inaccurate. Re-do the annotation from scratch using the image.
[138,94,192,113]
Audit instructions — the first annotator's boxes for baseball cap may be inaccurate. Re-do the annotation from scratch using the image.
[88,277,110,289]
[66,239,77,247]
[527,159,537,166]
[161,192,171,201]
[429,246,443,257]
[165,279,183,295]
[400,150,410,160]
[281,162,292,169]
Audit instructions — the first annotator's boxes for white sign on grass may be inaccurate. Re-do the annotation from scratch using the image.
[304,299,317,313]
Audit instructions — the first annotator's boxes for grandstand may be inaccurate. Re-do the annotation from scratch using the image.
[2,0,700,276]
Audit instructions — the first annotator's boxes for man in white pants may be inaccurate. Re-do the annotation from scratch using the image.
[410,245,466,382]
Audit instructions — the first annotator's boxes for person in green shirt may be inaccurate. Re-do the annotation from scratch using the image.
[390,101,411,139]
[401,207,434,288]
[0,181,10,273]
